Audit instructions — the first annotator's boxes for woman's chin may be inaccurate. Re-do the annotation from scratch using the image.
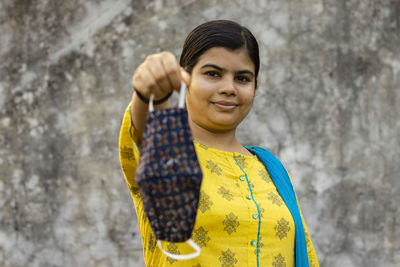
[203,120,241,133]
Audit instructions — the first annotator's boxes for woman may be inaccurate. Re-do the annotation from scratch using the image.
[119,20,319,267]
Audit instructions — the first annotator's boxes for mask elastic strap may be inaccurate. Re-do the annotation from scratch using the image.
[157,239,201,260]
[149,81,186,112]
[178,81,186,108]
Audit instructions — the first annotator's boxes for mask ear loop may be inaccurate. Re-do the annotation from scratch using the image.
[157,239,201,260]
[178,81,186,108]
[149,94,155,112]
[149,81,186,112]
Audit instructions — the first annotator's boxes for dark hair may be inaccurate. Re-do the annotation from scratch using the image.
[180,20,260,89]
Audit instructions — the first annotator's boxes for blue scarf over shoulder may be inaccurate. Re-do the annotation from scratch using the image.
[246,146,309,267]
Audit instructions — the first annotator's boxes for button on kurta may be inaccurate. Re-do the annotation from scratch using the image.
[250,240,256,246]
[246,195,251,200]
[252,214,258,219]
[239,176,245,181]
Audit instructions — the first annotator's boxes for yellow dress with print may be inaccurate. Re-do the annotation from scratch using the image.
[119,106,319,267]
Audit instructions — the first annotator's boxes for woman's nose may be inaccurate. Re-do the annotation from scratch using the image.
[218,78,236,95]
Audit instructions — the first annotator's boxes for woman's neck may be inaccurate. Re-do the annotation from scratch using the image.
[189,120,253,156]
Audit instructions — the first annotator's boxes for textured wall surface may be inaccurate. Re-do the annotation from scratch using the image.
[1,0,399,266]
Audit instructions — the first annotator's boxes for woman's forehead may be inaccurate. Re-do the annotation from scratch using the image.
[195,46,255,71]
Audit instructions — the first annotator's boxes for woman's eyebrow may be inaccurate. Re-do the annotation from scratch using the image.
[236,70,254,77]
[200,64,254,77]
[200,64,223,71]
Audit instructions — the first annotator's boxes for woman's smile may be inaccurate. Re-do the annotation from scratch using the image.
[211,100,239,111]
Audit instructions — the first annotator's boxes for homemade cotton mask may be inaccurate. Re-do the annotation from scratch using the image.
[136,82,203,260]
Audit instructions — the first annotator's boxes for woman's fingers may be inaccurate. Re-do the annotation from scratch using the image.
[135,65,163,98]
[161,52,181,92]
[132,51,189,100]
[148,63,170,97]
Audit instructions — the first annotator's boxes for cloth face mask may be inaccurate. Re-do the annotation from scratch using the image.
[136,82,203,260]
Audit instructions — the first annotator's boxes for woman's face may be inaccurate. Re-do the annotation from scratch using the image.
[186,46,256,133]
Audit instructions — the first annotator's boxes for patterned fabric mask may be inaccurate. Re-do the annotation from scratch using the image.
[136,82,203,260]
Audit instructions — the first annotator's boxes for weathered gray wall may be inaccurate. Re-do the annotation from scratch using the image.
[0,0,399,266]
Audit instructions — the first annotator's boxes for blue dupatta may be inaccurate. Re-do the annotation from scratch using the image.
[246,146,309,267]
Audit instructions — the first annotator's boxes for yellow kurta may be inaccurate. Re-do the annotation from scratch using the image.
[119,106,319,267]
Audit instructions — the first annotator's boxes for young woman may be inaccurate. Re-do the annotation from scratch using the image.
[119,20,319,267]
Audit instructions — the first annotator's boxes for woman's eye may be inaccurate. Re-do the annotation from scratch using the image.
[205,71,220,77]
[236,76,250,82]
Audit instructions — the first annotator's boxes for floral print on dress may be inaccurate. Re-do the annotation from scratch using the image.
[120,146,134,161]
[234,154,248,169]
[223,212,240,235]
[166,243,180,264]
[130,185,140,196]
[246,181,255,192]
[257,203,265,218]
[194,140,209,150]
[198,143,209,150]
[217,186,233,201]
[198,191,213,213]
[272,253,286,267]
[148,233,156,252]
[206,160,223,175]
[219,249,238,267]
[275,218,291,240]
[268,191,284,206]
[192,226,211,248]
[258,168,271,183]
[254,236,264,255]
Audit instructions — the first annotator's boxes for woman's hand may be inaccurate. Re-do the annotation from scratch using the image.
[132,51,190,102]
[129,51,190,146]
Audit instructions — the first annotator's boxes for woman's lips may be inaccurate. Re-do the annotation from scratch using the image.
[212,101,239,111]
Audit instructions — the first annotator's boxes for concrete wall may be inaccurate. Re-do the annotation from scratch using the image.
[1,0,399,266]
